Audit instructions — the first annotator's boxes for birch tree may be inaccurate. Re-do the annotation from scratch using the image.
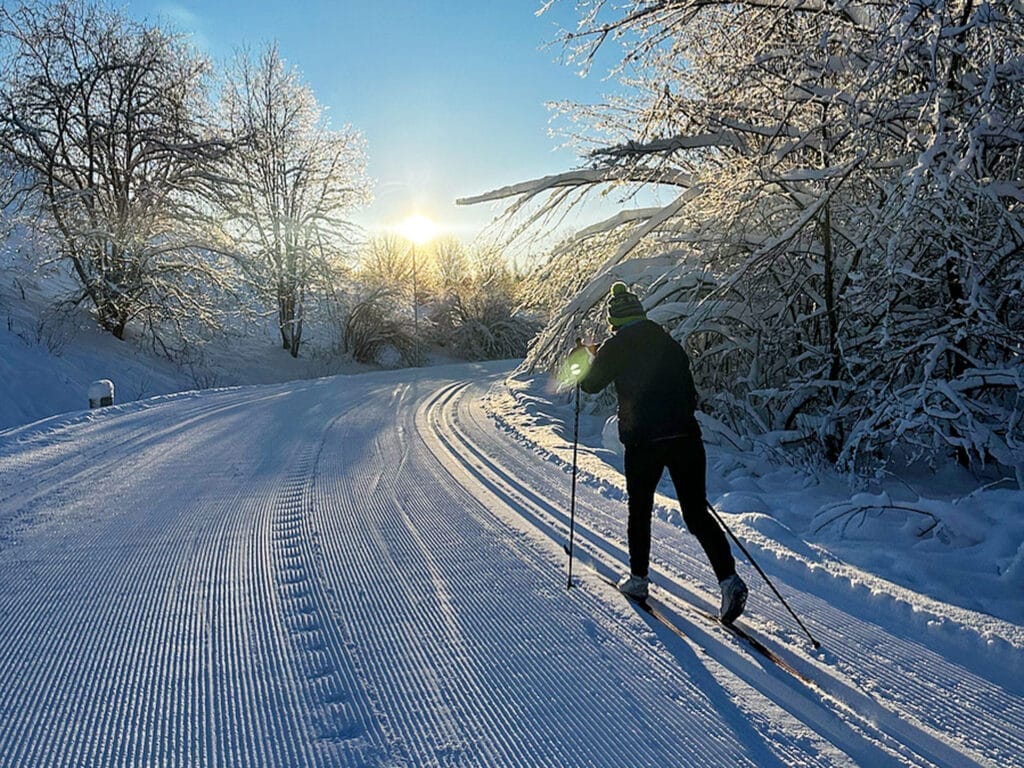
[0,0,231,342]
[218,44,370,357]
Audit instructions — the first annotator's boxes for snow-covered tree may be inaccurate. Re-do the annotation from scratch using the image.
[358,233,414,291]
[464,0,1024,477]
[217,44,370,358]
[0,0,232,341]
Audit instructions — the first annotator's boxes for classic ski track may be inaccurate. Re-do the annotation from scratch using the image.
[418,381,895,768]
[426,377,1021,768]
[312,378,796,767]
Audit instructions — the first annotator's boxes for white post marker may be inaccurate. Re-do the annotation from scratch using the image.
[88,379,114,409]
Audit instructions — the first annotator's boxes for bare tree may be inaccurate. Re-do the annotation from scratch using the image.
[357,233,413,290]
[217,43,370,357]
[0,0,232,342]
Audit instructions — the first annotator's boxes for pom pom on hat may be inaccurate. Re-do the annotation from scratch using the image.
[607,282,646,327]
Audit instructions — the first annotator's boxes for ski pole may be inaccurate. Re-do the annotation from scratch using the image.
[566,381,581,590]
[707,502,822,649]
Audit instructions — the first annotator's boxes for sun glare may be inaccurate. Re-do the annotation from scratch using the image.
[398,215,438,245]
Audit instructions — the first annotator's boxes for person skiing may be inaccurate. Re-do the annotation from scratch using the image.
[575,281,748,624]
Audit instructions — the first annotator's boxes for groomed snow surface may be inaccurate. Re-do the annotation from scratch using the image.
[1,362,1022,767]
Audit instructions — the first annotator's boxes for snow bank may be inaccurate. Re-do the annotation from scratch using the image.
[487,370,1024,633]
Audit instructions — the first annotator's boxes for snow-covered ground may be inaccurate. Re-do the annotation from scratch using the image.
[2,246,1023,765]
[1,358,1022,766]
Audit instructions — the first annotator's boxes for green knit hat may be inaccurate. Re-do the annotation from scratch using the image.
[607,281,646,327]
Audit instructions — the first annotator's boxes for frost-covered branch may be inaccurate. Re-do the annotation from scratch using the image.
[498,0,1024,479]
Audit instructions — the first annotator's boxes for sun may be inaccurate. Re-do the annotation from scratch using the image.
[398,214,438,245]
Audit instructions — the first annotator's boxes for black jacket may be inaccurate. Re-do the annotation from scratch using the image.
[579,319,700,446]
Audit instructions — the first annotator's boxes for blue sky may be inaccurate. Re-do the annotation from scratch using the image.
[126,1,623,246]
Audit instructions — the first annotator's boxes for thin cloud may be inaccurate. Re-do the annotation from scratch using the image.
[153,3,214,53]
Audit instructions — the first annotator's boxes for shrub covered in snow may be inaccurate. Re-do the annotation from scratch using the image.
[341,288,419,367]
[428,269,542,362]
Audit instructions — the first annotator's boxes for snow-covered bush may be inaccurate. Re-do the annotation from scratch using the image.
[341,287,419,367]
[429,275,541,361]
[354,235,540,363]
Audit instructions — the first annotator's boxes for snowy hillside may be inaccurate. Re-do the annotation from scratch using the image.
[0,249,372,431]
[1,359,1022,767]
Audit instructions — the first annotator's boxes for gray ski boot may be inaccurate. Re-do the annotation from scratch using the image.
[719,574,748,624]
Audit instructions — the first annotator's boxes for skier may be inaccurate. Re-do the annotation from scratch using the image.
[574,281,748,624]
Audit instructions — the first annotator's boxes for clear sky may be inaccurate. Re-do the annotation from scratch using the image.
[125,1,623,248]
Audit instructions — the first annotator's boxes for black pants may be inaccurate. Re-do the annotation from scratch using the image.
[623,436,735,582]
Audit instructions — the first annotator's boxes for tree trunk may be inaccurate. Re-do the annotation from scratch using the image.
[819,113,843,463]
[278,290,293,350]
[289,317,302,358]
[278,288,303,357]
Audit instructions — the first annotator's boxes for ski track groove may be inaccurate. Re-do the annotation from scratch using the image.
[420,381,853,768]
[648,527,1024,768]
[314,379,774,767]
[423,382,875,768]
[416,383,713,768]
[444,378,1020,768]
[328,417,521,765]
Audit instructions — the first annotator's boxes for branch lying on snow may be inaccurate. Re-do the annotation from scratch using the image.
[813,501,939,537]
